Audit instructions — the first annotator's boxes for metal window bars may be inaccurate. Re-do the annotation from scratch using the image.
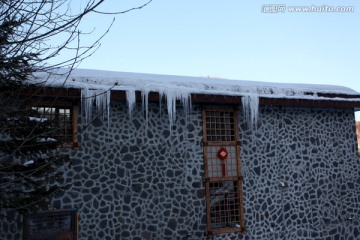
[202,108,245,235]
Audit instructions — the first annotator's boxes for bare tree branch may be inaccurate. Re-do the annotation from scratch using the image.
[93,0,153,14]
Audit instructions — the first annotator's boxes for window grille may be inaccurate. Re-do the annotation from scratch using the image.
[202,108,245,235]
[205,110,235,142]
[209,181,241,229]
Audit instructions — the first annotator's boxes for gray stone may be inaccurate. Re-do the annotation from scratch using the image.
[3,102,359,240]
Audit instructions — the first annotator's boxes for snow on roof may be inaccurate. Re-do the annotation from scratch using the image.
[30,68,360,129]
[32,68,359,99]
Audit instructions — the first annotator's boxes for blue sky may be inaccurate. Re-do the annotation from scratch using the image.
[74,0,360,95]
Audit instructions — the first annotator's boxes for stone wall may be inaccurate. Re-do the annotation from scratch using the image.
[240,106,360,239]
[56,102,207,240]
[1,101,360,239]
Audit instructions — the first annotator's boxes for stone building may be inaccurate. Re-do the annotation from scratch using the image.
[2,69,360,239]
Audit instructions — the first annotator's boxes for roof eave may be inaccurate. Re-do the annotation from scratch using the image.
[21,87,360,109]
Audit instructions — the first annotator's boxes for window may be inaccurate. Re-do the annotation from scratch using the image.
[31,104,78,147]
[202,108,245,235]
[23,209,78,240]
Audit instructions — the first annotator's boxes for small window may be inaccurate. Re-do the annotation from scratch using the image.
[205,110,235,142]
[23,209,78,240]
[202,108,245,235]
[31,104,78,147]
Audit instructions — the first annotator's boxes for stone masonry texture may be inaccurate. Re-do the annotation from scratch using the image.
[1,101,360,240]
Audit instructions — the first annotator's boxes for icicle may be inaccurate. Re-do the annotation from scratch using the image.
[95,90,101,114]
[180,93,192,121]
[141,90,149,133]
[106,89,111,121]
[81,87,92,124]
[166,93,176,130]
[81,88,111,124]
[158,91,164,119]
[134,88,192,132]
[242,94,259,129]
[165,90,191,130]
[95,89,110,120]
[106,89,111,122]
[126,89,136,119]
[95,90,104,118]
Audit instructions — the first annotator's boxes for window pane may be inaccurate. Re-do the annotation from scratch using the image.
[209,181,241,229]
[205,111,235,142]
[31,106,72,143]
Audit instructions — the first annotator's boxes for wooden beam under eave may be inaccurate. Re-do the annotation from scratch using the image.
[23,87,81,99]
[192,94,242,105]
[21,87,360,109]
[260,97,360,109]
[110,91,162,102]
[192,94,360,109]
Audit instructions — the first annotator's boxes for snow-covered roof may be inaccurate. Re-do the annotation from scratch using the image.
[30,68,360,128]
[32,68,360,100]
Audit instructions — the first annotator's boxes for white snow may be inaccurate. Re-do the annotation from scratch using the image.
[23,160,34,167]
[29,117,48,122]
[31,68,359,97]
[30,68,360,128]
[36,137,57,142]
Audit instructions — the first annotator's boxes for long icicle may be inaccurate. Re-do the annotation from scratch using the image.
[242,94,259,129]
[126,89,136,119]
[81,87,92,124]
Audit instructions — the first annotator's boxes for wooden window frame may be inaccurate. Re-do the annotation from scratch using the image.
[29,102,79,148]
[23,209,78,240]
[202,107,245,235]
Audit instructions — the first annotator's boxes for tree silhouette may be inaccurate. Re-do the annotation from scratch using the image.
[0,0,152,213]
